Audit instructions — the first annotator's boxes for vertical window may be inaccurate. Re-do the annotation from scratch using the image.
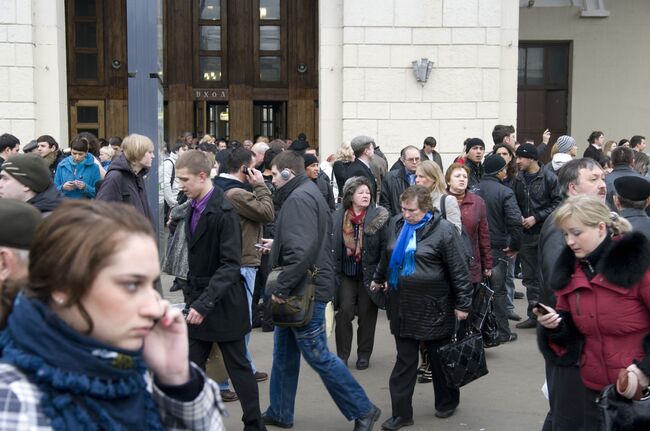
[70,101,105,138]
[257,0,284,83]
[67,0,104,83]
[197,0,225,83]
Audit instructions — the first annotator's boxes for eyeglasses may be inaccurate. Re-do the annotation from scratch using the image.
[405,157,420,163]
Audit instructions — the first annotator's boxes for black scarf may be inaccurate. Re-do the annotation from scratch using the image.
[272,174,309,210]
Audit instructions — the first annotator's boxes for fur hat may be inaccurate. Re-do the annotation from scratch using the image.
[0,199,42,249]
[1,154,52,193]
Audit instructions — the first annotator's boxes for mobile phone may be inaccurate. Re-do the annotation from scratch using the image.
[243,167,250,176]
[254,243,269,250]
[534,302,550,315]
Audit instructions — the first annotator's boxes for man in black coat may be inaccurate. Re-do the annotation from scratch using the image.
[262,151,380,431]
[582,130,605,163]
[347,135,378,200]
[475,155,522,343]
[614,175,650,241]
[464,138,485,192]
[380,146,420,217]
[175,150,265,431]
[604,146,641,211]
[420,136,443,171]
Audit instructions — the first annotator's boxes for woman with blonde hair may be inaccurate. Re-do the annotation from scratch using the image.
[97,134,155,222]
[415,161,461,233]
[536,194,650,428]
[332,141,356,201]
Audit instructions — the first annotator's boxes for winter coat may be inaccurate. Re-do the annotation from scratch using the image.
[184,186,249,342]
[28,183,64,216]
[465,159,483,193]
[162,201,190,279]
[53,153,102,199]
[163,152,180,207]
[332,205,390,290]
[511,164,562,235]
[373,213,472,341]
[96,154,152,222]
[583,144,604,164]
[475,175,522,251]
[456,192,493,283]
[620,208,650,242]
[314,171,336,211]
[332,160,351,200]
[270,175,336,302]
[604,165,644,211]
[420,149,443,172]
[379,168,411,217]
[537,210,564,308]
[541,232,650,391]
[213,175,274,267]
[346,159,377,201]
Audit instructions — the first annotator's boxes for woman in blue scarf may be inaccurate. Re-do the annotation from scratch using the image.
[371,185,473,430]
[0,200,225,430]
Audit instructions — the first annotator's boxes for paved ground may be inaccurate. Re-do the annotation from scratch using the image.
[161,275,549,431]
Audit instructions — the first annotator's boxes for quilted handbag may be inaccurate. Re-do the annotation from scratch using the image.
[470,278,500,348]
[597,384,650,431]
[437,319,489,388]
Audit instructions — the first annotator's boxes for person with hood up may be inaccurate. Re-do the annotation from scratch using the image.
[545,135,577,175]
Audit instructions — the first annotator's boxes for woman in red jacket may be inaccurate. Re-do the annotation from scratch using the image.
[445,163,492,284]
[536,194,650,428]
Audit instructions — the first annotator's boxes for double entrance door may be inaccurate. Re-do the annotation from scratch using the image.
[194,101,286,140]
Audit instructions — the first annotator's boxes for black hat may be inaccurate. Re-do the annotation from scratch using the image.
[465,138,485,153]
[303,153,319,168]
[0,199,42,249]
[1,154,52,193]
[614,176,650,201]
[515,143,538,160]
[483,154,507,175]
[289,138,309,153]
[23,140,38,153]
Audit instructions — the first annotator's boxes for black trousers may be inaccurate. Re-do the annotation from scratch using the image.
[490,248,511,338]
[541,360,601,431]
[519,233,541,318]
[335,274,379,361]
[189,337,265,431]
[389,335,459,419]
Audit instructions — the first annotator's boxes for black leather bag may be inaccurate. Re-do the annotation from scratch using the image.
[470,278,500,348]
[437,319,489,388]
[266,267,315,328]
[597,384,650,431]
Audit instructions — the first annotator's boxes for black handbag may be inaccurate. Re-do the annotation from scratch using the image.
[437,319,489,388]
[266,267,315,328]
[597,384,650,431]
[470,278,500,348]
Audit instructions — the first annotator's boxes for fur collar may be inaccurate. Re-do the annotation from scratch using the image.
[364,206,390,235]
[550,231,650,290]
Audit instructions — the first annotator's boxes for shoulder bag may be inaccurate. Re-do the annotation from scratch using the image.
[437,319,489,388]
[266,267,316,328]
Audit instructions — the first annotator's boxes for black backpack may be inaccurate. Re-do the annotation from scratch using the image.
[439,194,475,265]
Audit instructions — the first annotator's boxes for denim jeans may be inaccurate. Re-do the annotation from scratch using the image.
[241,266,258,374]
[265,301,373,424]
[505,255,516,311]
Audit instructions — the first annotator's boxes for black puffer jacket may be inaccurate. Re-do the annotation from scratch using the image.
[332,205,390,289]
[379,168,410,217]
[475,175,522,251]
[511,164,562,234]
[270,175,335,302]
[373,213,472,341]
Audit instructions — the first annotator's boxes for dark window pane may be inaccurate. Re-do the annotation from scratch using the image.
[77,106,99,123]
[200,26,221,51]
[75,54,98,80]
[200,56,222,81]
[77,128,99,136]
[75,23,97,49]
[260,0,280,20]
[200,0,220,20]
[75,0,96,17]
[260,26,280,51]
[260,56,281,81]
[526,47,544,86]
[518,47,525,86]
[548,45,569,86]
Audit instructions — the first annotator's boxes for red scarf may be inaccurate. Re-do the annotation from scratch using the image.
[343,208,366,263]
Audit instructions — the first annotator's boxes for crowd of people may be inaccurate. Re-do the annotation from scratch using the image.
[0,125,649,431]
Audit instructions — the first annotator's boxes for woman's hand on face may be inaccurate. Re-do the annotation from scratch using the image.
[143,302,191,386]
[454,309,469,320]
[533,304,562,329]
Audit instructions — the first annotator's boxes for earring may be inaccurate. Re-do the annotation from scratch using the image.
[53,297,64,305]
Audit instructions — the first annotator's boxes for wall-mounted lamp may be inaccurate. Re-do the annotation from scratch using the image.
[411,58,433,86]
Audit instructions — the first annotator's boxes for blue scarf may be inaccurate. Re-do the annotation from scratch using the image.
[0,294,165,431]
[388,212,433,289]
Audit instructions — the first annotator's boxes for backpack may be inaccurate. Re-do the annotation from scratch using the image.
[439,194,475,265]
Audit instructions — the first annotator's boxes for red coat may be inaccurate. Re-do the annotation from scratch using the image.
[550,233,650,390]
[456,192,492,284]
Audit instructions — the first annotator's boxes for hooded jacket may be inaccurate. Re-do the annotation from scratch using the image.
[28,183,64,216]
[96,154,152,221]
[540,232,650,390]
[53,153,102,199]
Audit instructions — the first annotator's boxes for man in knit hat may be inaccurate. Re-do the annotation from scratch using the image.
[0,199,42,303]
[304,152,335,211]
[476,155,523,343]
[464,138,485,192]
[614,175,650,241]
[511,143,562,329]
[0,154,64,216]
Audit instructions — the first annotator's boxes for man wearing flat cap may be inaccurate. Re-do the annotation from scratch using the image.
[0,154,64,217]
[346,136,378,200]
[0,199,42,325]
[614,175,650,241]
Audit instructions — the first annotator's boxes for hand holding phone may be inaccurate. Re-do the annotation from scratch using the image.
[534,302,550,315]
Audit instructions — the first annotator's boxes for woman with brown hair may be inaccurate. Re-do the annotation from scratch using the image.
[0,200,225,430]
